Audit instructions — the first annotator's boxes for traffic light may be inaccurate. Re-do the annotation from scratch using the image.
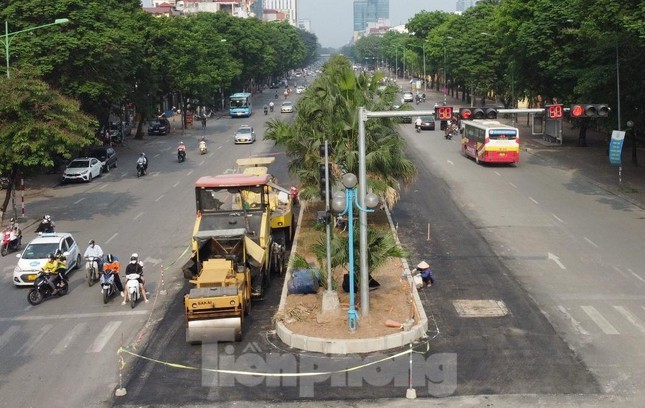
[570,104,610,118]
[319,163,331,200]
[459,107,498,120]
[545,104,563,119]
[435,106,454,121]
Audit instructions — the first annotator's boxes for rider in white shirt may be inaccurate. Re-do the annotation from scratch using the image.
[84,240,104,271]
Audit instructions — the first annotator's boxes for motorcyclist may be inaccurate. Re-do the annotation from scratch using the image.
[274,91,278,99]
[415,117,423,131]
[178,141,186,152]
[124,254,149,303]
[8,226,20,248]
[41,253,61,294]
[35,215,55,233]
[269,101,274,112]
[415,93,421,104]
[263,104,268,115]
[103,253,125,302]
[84,240,104,273]
[136,153,148,175]
[199,137,207,152]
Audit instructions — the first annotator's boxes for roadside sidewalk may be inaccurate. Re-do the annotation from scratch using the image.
[397,77,645,210]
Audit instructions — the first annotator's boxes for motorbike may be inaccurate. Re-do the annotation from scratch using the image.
[415,124,421,133]
[445,121,459,140]
[27,271,68,306]
[125,273,142,309]
[274,92,278,99]
[264,108,268,116]
[269,104,274,112]
[35,220,55,234]
[199,141,208,155]
[1,228,21,256]
[136,162,145,177]
[109,129,124,147]
[100,269,118,304]
[86,256,101,287]
[178,148,186,163]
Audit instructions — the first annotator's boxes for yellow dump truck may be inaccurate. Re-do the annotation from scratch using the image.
[183,173,287,343]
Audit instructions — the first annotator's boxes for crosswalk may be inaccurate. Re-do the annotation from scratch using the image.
[0,313,144,358]
[554,302,645,337]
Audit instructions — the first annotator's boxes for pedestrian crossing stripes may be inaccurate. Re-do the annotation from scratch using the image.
[556,303,645,336]
[0,320,130,357]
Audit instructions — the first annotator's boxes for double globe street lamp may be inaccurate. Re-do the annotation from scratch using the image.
[331,173,379,332]
[3,18,70,79]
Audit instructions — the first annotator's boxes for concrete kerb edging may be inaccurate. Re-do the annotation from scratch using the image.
[275,203,428,355]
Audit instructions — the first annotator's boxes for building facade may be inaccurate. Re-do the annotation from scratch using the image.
[353,0,389,39]
[263,0,298,26]
[456,0,479,12]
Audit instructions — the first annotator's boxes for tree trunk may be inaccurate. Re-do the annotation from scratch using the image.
[632,128,638,166]
[578,119,588,147]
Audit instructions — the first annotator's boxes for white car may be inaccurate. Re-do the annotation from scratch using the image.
[234,125,256,144]
[62,157,102,183]
[281,101,294,113]
[296,85,305,94]
[13,232,81,286]
[402,92,414,103]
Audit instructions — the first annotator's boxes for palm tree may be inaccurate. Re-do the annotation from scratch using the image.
[265,55,416,207]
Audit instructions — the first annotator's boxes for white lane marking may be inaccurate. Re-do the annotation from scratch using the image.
[584,237,599,248]
[0,325,20,350]
[134,212,144,220]
[627,268,645,284]
[208,152,214,158]
[153,154,160,158]
[199,160,205,166]
[121,172,128,178]
[581,306,619,335]
[105,233,118,245]
[509,182,517,189]
[172,181,180,188]
[547,252,566,270]
[99,183,108,190]
[187,170,194,176]
[557,306,590,336]
[447,159,454,166]
[74,197,85,205]
[155,195,164,202]
[529,196,539,204]
[0,311,148,322]
[551,213,564,223]
[15,324,54,355]
[612,266,628,279]
[52,322,87,354]
[494,171,501,176]
[87,321,122,353]
[613,306,645,334]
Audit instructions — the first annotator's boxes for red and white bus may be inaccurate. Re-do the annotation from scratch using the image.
[461,120,520,164]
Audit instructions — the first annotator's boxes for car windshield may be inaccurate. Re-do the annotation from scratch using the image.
[22,243,60,260]
[422,117,434,122]
[68,160,89,168]
[149,120,161,126]
[87,150,106,160]
[282,102,292,107]
[237,128,252,135]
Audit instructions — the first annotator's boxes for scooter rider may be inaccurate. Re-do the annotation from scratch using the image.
[199,136,207,152]
[84,240,104,272]
[415,117,423,131]
[35,215,55,233]
[263,104,268,115]
[103,253,125,302]
[136,153,148,175]
[41,253,61,294]
[124,253,149,303]
[269,101,274,112]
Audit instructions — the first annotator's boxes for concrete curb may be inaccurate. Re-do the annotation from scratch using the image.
[275,203,428,355]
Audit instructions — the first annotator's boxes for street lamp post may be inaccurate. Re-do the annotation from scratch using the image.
[332,173,379,332]
[3,18,70,79]
[443,36,453,104]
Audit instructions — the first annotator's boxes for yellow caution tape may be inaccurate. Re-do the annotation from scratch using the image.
[118,340,430,377]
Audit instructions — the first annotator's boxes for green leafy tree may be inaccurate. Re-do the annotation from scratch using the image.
[0,68,97,216]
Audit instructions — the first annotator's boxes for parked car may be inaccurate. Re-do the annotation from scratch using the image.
[85,146,118,172]
[281,101,294,113]
[62,158,102,183]
[234,125,256,144]
[13,232,81,286]
[418,116,436,131]
[148,117,171,136]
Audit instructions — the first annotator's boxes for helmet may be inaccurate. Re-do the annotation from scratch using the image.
[45,215,51,221]
[131,253,139,259]
[49,253,56,261]
[89,240,95,245]
[140,153,145,157]
[10,217,15,222]
[130,256,137,264]
[106,254,114,263]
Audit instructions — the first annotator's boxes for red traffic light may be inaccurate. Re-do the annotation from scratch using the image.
[570,104,585,117]
[435,106,453,120]
[546,104,563,119]
[459,108,473,120]
[570,104,610,117]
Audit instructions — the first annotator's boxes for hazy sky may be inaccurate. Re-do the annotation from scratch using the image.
[299,0,454,48]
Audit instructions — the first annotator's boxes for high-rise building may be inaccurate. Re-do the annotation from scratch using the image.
[353,0,388,32]
[263,0,298,26]
[456,0,479,12]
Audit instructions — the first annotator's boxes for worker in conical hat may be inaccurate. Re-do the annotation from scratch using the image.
[416,261,434,287]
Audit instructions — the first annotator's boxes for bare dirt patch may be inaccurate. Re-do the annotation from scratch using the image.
[276,202,418,340]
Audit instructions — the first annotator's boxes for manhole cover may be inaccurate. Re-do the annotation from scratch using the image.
[452,300,509,317]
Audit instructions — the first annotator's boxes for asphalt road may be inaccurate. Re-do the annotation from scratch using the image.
[0,89,296,408]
